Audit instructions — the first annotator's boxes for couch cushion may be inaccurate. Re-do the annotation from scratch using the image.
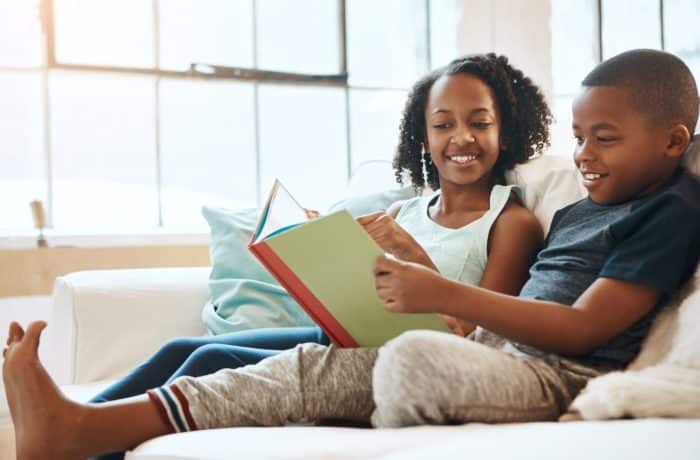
[126,419,700,460]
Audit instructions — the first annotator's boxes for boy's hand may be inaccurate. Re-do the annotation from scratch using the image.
[373,255,452,314]
[357,212,422,261]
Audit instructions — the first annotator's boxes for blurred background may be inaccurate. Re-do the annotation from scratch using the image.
[1,0,699,236]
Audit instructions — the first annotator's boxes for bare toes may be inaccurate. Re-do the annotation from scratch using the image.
[24,321,47,350]
[6,321,24,346]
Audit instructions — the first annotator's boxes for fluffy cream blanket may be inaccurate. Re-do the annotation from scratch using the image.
[570,266,700,419]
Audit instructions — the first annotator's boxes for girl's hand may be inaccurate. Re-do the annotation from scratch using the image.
[356,212,422,261]
[373,255,453,314]
[303,208,321,220]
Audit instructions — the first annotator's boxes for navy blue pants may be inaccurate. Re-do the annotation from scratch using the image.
[89,326,328,460]
[90,326,329,403]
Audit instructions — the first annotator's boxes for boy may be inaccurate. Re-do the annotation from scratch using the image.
[4,49,700,459]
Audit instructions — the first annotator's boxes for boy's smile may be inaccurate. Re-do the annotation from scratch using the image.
[572,86,678,205]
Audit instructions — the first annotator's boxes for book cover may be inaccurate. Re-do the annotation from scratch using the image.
[249,180,450,347]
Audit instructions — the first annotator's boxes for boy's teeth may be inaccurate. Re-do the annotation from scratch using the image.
[583,173,602,180]
[451,155,476,163]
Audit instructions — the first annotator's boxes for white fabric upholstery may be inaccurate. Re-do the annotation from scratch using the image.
[46,267,210,385]
[125,420,700,460]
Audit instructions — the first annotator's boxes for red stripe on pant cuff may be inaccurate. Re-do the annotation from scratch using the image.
[146,389,176,434]
[169,384,199,431]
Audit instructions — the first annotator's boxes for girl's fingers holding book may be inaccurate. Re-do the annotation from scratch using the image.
[373,255,402,275]
[356,211,385,225]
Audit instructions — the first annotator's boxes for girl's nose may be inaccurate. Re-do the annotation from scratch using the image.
[450,132,475,146]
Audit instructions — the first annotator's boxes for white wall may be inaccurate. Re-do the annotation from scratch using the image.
[457,0,553,101]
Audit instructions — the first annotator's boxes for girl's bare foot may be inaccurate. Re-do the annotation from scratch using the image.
[3,321,87,460]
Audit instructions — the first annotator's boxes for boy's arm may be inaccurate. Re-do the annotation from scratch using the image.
[373,257,661,356]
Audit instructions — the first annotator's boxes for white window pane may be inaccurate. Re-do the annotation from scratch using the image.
[54,0,154,68]
[49,71,157,230]
[547,95,576,157]
[602,0,661,60]
[0,72,46,231]
[0,0,42,67]
[550,0,598,95]
[429,0,460,69]
[256,0,339,74]
[159,0,254,71]
[347,0,428,88]
[159,79,256,230]
[664,0,700,90]
[349,89,406,170]
[258,85,347,211]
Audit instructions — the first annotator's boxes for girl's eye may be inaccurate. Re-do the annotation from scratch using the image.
[432,123,451,129]
[471,122,491,129]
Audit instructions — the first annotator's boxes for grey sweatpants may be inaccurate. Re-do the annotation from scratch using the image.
[147,330,604,431]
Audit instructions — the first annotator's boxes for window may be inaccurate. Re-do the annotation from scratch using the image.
[549,0,700,157]
[0,0,461,234]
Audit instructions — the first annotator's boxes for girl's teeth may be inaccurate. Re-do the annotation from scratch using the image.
[451,155,476,164]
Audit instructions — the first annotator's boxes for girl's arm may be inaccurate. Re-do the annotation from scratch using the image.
[373,257,661,357]
[356,203,439,271]
[449,204,544,336]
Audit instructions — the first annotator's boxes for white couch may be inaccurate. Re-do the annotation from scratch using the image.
[1,266,695,460]
[2,153,700,459]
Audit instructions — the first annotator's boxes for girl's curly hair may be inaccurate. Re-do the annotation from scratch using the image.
[393,53,552,191]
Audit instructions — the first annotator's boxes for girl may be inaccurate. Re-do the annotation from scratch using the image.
[90,52,550,408]
[4,53,554,458]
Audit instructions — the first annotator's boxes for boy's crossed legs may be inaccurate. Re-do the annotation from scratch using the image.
[4,322,587,459]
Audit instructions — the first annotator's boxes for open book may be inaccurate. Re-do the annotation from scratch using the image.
[248,179,449,347]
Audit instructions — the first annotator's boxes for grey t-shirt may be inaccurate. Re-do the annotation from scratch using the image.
[518,170,700,368]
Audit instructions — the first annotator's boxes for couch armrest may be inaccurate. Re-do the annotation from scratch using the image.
[46,267,211,385]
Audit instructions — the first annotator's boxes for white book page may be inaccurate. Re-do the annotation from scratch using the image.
[254,180,308,243]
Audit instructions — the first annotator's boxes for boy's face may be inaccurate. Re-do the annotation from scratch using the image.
[572,86,673,205]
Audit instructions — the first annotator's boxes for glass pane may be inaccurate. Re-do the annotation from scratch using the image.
[159,79,257,230]
[602,0,661,60]
[349,89,406,170]
[0,0,42,67]
[256,0,339,74]
[49,71,158,230]
[0,72,46,231]
[54,0,154,68]
[258,84,347,211]
[548,95,576,157]
[429,0,460,69]
[550,0,598,95]
[159,0,254,71]
[347,0,428,88]
[664,0,700,89]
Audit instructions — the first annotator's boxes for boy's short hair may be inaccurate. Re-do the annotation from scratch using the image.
[582,49,699,133]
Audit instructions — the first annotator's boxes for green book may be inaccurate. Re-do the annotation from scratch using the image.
[249,179,449,347]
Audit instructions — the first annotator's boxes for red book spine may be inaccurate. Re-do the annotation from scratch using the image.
[249,241,359,348]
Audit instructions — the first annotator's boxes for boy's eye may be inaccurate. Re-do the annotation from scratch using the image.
[574,135,584,145]
[597,137,617,143]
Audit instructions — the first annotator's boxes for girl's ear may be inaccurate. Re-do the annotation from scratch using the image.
[665,124,690,158]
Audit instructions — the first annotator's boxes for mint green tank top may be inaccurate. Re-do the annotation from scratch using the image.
[395,185,523,285]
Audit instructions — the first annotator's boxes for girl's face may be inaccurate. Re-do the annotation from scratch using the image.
[424,73,502,189]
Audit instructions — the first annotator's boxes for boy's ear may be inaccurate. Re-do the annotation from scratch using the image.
[665,124,691,158]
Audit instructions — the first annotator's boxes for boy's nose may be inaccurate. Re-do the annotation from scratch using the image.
[574,141,596,163]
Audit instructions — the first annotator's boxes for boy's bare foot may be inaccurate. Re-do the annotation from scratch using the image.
[3,321,87,460]
[558,409,584,422]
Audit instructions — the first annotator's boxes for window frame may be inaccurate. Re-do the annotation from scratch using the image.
[9,0,433,234]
